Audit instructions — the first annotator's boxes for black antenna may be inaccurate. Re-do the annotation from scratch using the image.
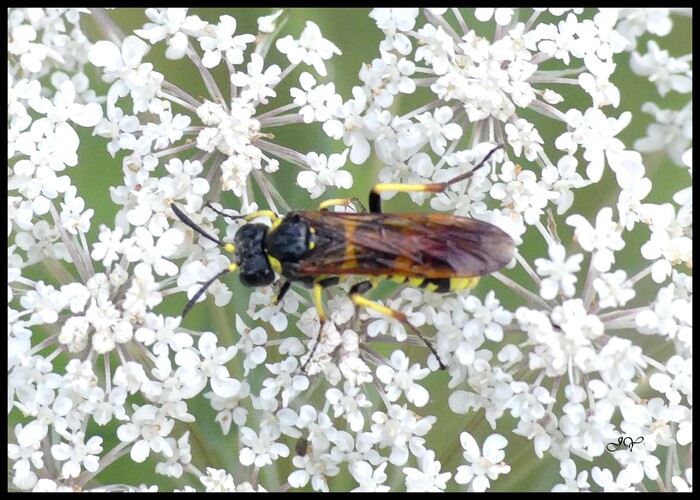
[171,202,228,247]
[170,202,237,318]
[181,268,232,318]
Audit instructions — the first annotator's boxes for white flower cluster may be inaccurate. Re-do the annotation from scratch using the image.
[8,7,692,494]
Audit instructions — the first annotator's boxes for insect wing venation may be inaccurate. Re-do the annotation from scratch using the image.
[295,211,513,279]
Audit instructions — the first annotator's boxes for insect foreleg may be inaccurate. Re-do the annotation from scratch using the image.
[272,280,291,305]
[317,197,367,213]
[205,200,280,223]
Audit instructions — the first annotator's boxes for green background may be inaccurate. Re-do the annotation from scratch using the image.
[17,8,692,491]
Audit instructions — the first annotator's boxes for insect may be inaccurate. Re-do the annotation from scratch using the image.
[295,436,310,457]
[170,145,514,370]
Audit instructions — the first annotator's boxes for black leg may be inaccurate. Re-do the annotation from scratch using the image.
[273,280,291,305]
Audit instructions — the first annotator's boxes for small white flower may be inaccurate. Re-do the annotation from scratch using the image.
[593,270,635,308]
[505,118,544,161]
[135,8,208,60]
[297,149,352,199]
[257,9,284,34]
[322,86,372,164]
[326,383,372,432]
[552,458,590,492]
[368,404,435,466]
[376,350,431,407]
[648,355,691,405]
[535,243,584,300]
[579,55,620,108]
[635,101,691,166]
[200,467,236,491]
[566,207,625,272]
[350,461,390,492]
[630,40,692,97]
[414,106,461,155]
[369,9,419,55]
[230,53,281,105]
[359,52,416,108]
[50,431,102,479]
[116,404,175,463]
[455,432,511,492]
[591,466,635,492]
[403,449,451,491]
[615,8,672,48]
[238,424,290,467]
[198,15,255,68]
[475,8,515,26]
[276,21,341,77]
[175,331,239,398]
[291,72,340,123]
[639,203,692,283]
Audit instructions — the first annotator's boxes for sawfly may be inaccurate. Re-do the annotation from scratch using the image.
[171,145,514,370]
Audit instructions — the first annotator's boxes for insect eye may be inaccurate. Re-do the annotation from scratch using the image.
[238,256,274,287]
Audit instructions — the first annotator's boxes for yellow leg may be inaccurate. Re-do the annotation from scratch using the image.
[318,197,366,212]
[352,295,407,322]
[244,210,282,232]
[313,280,328,324]
[372,183,444,194]
[349,281,446,370]
[369,145,503,213]
[301,277,339,372]
[243,210,279,222]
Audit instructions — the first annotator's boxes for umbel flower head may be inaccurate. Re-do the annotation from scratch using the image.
[8,7,691,493]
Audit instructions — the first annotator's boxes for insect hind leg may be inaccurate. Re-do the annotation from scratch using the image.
[349,281,447,370]
[368,144,504,213]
